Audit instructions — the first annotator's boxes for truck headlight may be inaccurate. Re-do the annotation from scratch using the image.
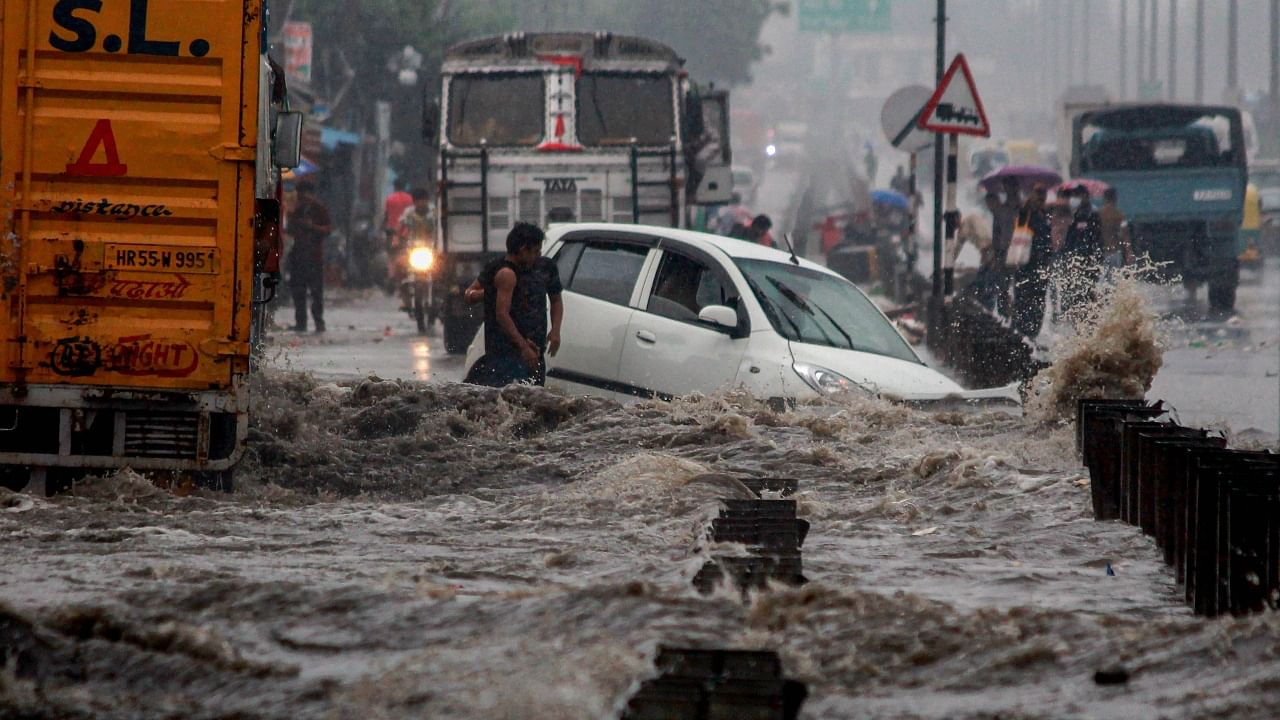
[793,362,875,397]
[409,247,435,272]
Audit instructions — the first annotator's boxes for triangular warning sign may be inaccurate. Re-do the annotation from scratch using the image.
[918,54,991,137]
[66,119,129,177]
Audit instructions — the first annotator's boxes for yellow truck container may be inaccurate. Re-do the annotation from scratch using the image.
[0,0,297,492]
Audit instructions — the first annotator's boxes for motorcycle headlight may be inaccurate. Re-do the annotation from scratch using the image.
[793,362,875,397]
[409,247,435,272]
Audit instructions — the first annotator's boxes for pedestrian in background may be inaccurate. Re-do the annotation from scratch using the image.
[967,190,1008,311]
[890,165,910,196]
[1099,187,1133,271]
[732,214,774,248]
[986,178,1021,316]
[287,179,332,333]
[1059,185,1104,317]
[1011,185,1054,340]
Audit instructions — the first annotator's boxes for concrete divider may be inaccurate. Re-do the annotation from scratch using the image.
[622,648,807,720]
[1079,400,1280,617]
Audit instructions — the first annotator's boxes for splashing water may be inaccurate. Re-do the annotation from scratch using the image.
[1026,272,1165,422]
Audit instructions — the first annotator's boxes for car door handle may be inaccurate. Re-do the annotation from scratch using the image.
[635,330,657,344]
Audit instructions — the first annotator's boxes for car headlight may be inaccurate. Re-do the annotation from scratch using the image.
[409,247,435,272]
[793,363,875,397]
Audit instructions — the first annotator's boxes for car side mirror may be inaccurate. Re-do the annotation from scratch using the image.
[273,112,303,169]
[698,305,740,334]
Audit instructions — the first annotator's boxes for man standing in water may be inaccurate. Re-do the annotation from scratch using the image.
[463,223,563,386]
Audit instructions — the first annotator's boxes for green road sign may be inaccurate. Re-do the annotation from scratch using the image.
[799,0,892,33]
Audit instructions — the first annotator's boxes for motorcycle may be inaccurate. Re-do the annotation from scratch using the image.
[402,242,436,334]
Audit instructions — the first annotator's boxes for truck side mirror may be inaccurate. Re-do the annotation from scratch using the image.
[423,98,440,145]
[273,112,304,169]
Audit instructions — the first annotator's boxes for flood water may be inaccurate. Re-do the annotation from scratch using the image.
[3,282,1280,720]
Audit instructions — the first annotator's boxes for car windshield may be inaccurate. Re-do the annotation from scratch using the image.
[448,73,544,146]
[1079,108,1241,172]
[734,258,920,364]
[576,73,674,146]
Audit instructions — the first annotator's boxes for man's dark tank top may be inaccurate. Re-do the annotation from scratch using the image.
[480,257,523,359]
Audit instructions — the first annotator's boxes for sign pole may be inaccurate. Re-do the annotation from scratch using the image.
[908,151,918,273]
[943,133,959,295]
[931,0,946,299]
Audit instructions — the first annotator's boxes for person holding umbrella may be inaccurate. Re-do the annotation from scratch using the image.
[1011,184,1054,340]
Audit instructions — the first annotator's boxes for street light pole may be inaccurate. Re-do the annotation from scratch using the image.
[1168,0,1177,100]
[1195,0,1205,103]
[1120,0,1128,99]
[1228,0,1239,100]
[1138,0,1147,94]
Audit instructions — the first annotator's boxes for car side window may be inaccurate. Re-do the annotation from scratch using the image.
[566,242,649,306]
[647,251,735,323]
[553,240,586,285]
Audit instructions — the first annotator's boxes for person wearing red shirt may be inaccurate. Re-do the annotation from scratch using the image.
[382,178,414,245]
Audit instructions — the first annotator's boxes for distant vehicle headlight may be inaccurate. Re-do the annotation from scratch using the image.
[409,247,435,272]
[766,144,777,157]
[793,362,875,397]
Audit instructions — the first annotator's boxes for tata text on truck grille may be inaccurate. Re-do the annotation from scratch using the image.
[0,0,300,492]
[1072,104,1248,312]
[428,32,733,353]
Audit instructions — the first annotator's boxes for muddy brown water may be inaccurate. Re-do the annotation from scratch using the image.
[3,281,1279,719]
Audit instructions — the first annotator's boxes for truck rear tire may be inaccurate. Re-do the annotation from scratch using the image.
[1208,261,1239,313]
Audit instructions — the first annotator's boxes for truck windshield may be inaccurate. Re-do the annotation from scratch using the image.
[576,73,674,146]
[734,258,920,364]
[1078,108,1241,173]
[448,73,544,146]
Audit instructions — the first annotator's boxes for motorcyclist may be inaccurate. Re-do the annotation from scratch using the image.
[393,188,435,312]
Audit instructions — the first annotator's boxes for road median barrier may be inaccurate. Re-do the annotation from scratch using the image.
[622,647,807,720]
[693,480,808,595]
[1078,399,1280,617]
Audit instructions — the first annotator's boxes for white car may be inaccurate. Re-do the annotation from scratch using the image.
[464,224,969,403]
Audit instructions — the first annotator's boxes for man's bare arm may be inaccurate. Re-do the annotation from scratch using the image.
[464,279,484,304]
[547,293,563,357]
[494,268,539,366]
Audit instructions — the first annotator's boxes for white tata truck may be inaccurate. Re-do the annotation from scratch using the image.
[426,32,733,352]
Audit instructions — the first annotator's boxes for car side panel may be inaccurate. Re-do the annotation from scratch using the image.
[545,291,634,400]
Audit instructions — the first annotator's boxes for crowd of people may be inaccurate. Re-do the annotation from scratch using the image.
[952,177,1132,341]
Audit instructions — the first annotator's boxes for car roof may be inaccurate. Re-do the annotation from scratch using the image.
[546,223,836,276]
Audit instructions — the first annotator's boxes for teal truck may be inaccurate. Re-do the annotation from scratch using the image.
[1072,104,1248,311]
